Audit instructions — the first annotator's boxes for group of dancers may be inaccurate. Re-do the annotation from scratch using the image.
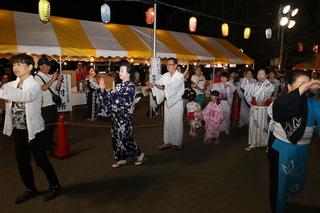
[1,54,320,213]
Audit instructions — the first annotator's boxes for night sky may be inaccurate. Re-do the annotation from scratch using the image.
[0,0,319,68]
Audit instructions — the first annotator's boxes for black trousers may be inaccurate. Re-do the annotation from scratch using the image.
[268,133,279,213]
[41,105,58,148]
[13,129,60,190]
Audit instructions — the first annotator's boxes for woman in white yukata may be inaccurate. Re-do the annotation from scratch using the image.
[241,69,274,151]
[211,72,235,135]
[237,70,257,127]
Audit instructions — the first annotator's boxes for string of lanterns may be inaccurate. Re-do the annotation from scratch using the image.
[37,0,300,41]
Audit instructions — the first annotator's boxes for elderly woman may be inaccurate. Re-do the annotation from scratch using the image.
[0,54,60,204]
[98,60,144,168]
[268,70,320,213]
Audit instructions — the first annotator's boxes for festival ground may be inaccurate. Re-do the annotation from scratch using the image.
[0,99,319,213]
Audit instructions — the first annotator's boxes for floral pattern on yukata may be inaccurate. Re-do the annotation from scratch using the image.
[98,81,141,160]
[202,102,224,140]
[12,101,27,130]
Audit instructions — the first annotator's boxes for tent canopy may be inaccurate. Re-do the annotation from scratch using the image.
[0,9,254,64]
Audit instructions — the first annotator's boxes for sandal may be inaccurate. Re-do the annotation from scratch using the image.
[245,146,254,151]
[157,144,171,150]
[134,153,145,166]
[112,160,127,168]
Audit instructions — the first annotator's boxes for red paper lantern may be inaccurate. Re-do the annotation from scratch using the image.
[146,7,154,25]
[298,42,304,52]
[313,44,318,54]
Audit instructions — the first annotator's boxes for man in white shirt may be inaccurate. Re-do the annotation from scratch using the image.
[34,55,62,150]
[191,66,206,108]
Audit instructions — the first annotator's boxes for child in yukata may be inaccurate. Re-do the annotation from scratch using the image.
[186,91,202,136]
[202,90,224,144]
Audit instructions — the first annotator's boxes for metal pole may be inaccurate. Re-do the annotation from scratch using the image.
[149,1,157,119]
[59,55,62,72]
[153,2,157,58]
[279,27,284,71]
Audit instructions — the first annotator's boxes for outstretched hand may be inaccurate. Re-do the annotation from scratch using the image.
[99,78,106,91]
[145,81,153,88]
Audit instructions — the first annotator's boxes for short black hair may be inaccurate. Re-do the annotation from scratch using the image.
[211,90,220,97]
[167,57,178,65]
[285,70,311,85]
[38,54,51,66]
[119,60,133,75]
[10,53,35,67]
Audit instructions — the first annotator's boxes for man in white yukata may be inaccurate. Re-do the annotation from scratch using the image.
[241,69,274,151]
[146,57,185,150]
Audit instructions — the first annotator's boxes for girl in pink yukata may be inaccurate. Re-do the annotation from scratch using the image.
[202,90,224,144]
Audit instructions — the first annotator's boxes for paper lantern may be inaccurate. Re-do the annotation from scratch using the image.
[298,42,304,52]
[38,0,50,23]
[265,28,272,39]
[313,44,319,54]
[101,3,111,24]
[243,27,251,39]
[146,7,154,25]
[189,17,197,32]
[221,23,229,37]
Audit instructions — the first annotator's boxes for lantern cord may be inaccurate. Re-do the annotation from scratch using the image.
[113,0,269,28]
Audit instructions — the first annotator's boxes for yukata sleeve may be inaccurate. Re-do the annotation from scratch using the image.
[97,90,113,117]
[202,105,210,121]
[272,88,303,122]
[88,78,100,91]
[151,76,165,105]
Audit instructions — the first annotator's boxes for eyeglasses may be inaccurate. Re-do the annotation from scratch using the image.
[166,64,175,66]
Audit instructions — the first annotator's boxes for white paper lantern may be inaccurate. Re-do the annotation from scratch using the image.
[38,0,50,23]
[101,3,111,24]
[265,28,272,39]
[189,17,197,32]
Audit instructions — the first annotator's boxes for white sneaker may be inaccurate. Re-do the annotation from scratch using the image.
[112,160,127,168]
[134,153,144,166]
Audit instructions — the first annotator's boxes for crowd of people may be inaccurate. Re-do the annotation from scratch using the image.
[0,54,320,213]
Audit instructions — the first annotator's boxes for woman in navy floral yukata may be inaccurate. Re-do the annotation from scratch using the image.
[98,60,144,168]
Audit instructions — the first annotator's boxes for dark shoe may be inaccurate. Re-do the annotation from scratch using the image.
[15,189,38,204]
[43,185,61,201]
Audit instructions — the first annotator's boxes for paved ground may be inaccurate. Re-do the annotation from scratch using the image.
[0,99,320,213]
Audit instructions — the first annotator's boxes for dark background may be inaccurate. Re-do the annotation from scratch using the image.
[0,0,319,69]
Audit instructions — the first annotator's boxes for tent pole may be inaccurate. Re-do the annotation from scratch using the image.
[149,1,157,119]
[59,55,62,73]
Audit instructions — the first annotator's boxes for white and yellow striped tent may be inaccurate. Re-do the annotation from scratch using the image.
[0,9,254,64]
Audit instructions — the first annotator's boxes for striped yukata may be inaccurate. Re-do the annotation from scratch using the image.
[242,79,274,148]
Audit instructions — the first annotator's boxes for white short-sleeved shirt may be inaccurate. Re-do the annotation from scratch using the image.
[191,75,205,95]
[34,72,58,108]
